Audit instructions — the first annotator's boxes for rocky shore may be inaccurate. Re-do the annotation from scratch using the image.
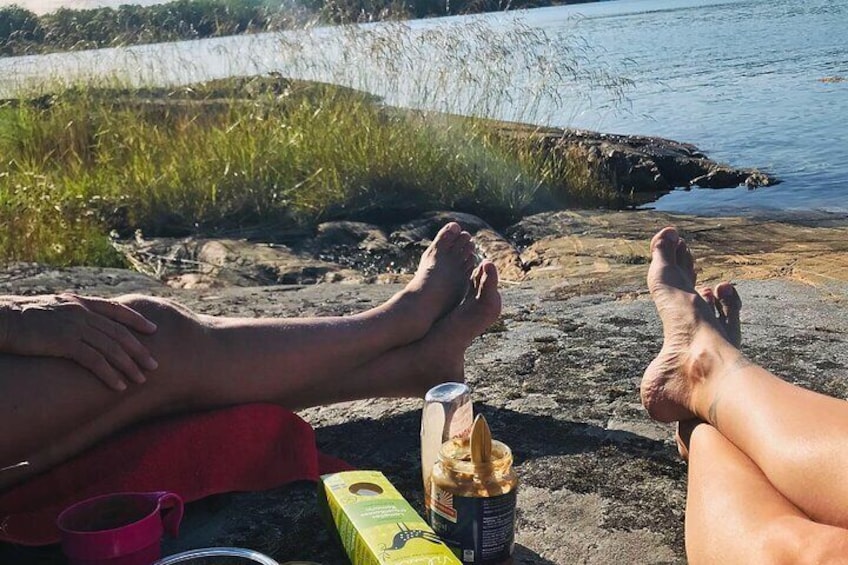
[2,209,848,564]
[491,123,777,203]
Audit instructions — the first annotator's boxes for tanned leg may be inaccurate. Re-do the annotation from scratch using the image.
[682,421,848,565]
[641,227,848,529]
[267,260,502,405]
[0,225,494,489]
[680,286,848,563]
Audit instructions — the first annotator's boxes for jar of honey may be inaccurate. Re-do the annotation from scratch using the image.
[428,436,518,565]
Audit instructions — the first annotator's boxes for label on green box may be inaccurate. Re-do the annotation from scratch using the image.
[319,470,462,565]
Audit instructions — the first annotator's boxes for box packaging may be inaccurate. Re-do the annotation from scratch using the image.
[319,470,462,565]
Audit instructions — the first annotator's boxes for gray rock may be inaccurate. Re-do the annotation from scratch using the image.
[492,124,779,202]
[4,210,848,564]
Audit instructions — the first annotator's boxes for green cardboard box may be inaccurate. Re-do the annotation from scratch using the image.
[319,470,462,565]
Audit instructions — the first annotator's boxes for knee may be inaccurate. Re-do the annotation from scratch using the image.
[117,295,209,384]
[763,517,848,565]
[118,294,199,330]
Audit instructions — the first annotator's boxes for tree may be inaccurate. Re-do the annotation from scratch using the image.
[0,5,43,55]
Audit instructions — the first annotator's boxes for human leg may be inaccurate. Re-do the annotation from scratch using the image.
[641,227,848,528]
[682,421,848,565]
[675,295,848,564]
[0,226,494,488]
[254,260,501,407]
[123,223,477,408]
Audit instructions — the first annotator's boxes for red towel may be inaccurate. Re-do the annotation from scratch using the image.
[0,403,352,546]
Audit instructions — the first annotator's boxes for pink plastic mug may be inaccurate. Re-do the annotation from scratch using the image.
[57,491,183,565]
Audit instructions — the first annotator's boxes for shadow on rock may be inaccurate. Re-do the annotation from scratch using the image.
[513,543,560,565]
[316,404,671,474]
[315,402,686,554]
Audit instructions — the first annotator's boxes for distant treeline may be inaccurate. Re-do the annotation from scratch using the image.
[0,0,595,56]
[1,1,289,56]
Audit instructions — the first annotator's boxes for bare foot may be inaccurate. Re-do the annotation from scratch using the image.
[696,282,742,348]
[391,222,476,340]
[714,281,742,348]
[675,282,743,460]
[410,260,502,393]
[675,418,701,462]
[640,227,743,423]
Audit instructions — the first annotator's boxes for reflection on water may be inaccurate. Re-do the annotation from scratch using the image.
[1,0,846,215]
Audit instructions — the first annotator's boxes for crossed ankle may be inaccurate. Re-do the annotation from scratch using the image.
[681,336,740,418]
[691,348,750,426]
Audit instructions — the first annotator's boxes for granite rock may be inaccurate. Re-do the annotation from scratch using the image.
[3,210,848,564]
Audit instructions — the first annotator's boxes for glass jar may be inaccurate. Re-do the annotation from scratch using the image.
[428,438,518,565]
[421,382,474,515]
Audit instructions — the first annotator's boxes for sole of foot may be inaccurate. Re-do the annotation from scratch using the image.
[640,227,742,424]
[413,260,502,393]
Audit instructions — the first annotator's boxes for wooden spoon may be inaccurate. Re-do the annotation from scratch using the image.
[469,414,493,466]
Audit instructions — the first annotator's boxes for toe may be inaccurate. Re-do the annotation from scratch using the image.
[479,260,498,294]
[650,227,680,266]
[453,231,472,253]
[696,286,715,307]
[676,238,697,286]
[648,227,695,296]
[460,236,476,259]
[463,253,477,276]
[468,260,498,301]
[433,222,462,249]
[477,261,501,315]
[464,262,484,301]
[715,282,742,347]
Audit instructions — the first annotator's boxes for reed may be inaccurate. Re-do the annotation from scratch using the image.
[0,18,630,266]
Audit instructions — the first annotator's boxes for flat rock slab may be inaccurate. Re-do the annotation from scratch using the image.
[109,209,848,293]
[2,211,848,564]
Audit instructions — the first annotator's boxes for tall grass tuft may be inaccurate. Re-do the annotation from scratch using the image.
[0,17,631,267]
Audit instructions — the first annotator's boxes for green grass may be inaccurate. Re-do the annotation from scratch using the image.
[0,76,623,266]
[0,16,632,267]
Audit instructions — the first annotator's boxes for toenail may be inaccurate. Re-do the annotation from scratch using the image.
[654,230,678,250]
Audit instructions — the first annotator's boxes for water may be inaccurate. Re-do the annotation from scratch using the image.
[520,0,848,214]
[1,0,846,215]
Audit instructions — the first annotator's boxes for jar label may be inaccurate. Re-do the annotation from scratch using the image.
[429,486,516,564]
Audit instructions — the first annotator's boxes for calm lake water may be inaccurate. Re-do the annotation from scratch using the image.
[2,0,846,215]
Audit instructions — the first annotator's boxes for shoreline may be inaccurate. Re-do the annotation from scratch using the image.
[0,0,603,58]
[7,208,848,291]
[0,75,780,268]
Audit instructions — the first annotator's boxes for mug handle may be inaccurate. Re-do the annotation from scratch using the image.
[154,491,184,539]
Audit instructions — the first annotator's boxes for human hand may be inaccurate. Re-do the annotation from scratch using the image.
[3,294,159,391]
